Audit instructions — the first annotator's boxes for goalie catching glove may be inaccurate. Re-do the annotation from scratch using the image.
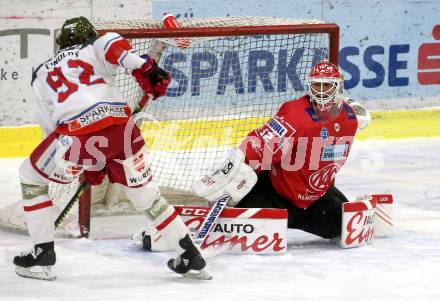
[192,148,258,207]
[132,55,171,109]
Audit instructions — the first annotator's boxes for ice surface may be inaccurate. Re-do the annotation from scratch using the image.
[1,138,440,300]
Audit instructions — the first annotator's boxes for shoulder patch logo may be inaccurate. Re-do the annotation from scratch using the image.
[268,117,287,137]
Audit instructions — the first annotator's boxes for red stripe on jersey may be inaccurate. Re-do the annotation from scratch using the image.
[155,210,178,231]
[24,200,53,212]
[105,39,132,65]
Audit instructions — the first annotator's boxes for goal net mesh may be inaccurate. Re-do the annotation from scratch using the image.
[89,17,330,207]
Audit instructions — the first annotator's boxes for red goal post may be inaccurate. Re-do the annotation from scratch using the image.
[98,23,339,64]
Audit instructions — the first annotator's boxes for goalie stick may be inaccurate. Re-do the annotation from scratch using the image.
[193,194,230,245]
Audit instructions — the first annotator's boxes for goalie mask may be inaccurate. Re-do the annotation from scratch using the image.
[307,61,344,122]
[56,16,98,49]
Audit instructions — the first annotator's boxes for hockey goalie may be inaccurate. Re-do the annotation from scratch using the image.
[140,61,393,253]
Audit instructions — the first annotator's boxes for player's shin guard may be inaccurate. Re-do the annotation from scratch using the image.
[21,183,55,245]
[145,197,191,254]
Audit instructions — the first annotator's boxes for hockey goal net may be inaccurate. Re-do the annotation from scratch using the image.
[0,16,339,237]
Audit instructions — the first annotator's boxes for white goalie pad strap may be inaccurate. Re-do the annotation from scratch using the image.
[146,206,288,255]
[192,148,258,206]
[340,197,377,248]
[371,194,394,237]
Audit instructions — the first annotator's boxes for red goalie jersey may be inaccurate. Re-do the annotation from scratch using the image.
[240,95,358,209]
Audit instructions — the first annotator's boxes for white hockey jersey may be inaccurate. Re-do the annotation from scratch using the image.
[31,32,145,135]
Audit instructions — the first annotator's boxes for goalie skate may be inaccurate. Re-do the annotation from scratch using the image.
[167,234,212,280]
[14,241,57,281]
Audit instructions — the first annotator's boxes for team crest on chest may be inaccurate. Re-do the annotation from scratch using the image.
[320,127,328,140]
[334,123,340,132]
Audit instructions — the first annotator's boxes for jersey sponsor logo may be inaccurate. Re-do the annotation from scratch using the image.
[67,103,128,131]
[309,163,340,191]
[268,118,287,137]
[296,191,320,201]
[51,170,75,183]
[128,167,152,185]
[321,144,349,161]
[65,164,82,176]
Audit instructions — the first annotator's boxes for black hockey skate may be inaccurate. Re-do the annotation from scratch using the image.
[167,234,212,280]
[14,241,57,281]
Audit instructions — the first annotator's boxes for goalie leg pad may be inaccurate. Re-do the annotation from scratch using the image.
[372,194,393,237]
[340,197,376,248]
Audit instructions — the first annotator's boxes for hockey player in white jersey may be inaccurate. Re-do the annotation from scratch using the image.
[14,16,210,280]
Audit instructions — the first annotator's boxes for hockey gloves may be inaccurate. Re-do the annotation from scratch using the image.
[132,55,171,106]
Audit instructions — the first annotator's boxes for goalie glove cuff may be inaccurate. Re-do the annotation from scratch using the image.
[193,148,258,206]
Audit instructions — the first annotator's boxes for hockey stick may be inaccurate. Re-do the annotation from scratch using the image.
[54,181,89,229]
[193,194,230,245]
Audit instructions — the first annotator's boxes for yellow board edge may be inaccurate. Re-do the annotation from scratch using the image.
[1,109,439,158]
